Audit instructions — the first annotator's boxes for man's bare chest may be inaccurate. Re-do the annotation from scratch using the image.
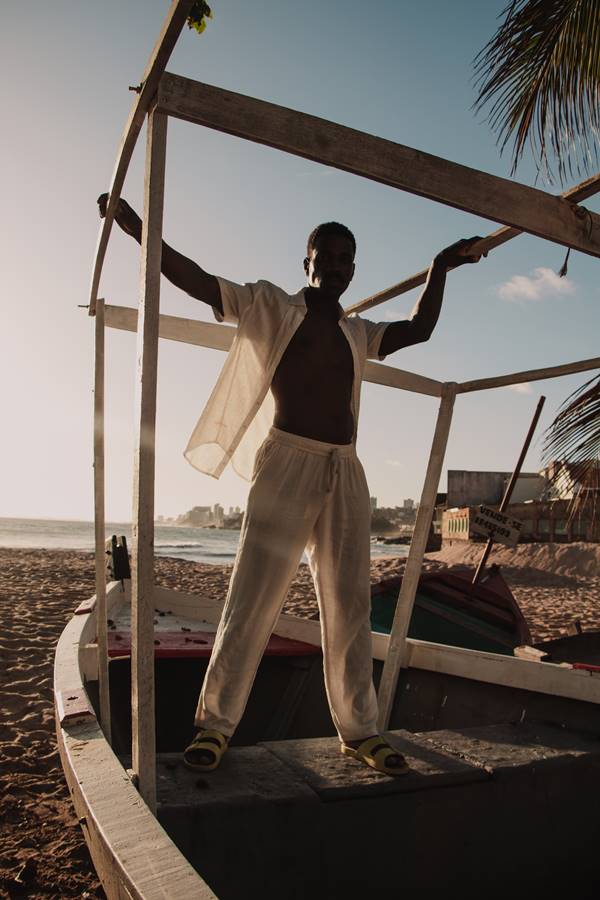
[274,314,354,382]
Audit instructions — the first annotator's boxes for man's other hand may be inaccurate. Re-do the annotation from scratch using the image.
[97,193,142,239]
[434,236,487,271]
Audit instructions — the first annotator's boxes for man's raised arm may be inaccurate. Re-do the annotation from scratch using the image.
[97,194,223,316]
[378,237,485,357]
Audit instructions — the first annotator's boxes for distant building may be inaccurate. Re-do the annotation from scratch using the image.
[403,498,414,510]
[223,511,244,530]
[370,497,377,512]
[447,469,544,508]
[540,460,600,504]
[442,500,599,544]
[213,503,224,527]
[177,505,211,526]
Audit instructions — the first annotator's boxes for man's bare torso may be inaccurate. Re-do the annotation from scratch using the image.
[271,298,354,445]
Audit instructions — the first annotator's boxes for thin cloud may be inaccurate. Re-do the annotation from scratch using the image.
[385,459,403,467]
[506,383,533,395]
[498,267,575,302]
[382,309,404,321]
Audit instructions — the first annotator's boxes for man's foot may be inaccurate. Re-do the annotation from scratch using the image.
[341,734,409,776]
[183,729,228,771]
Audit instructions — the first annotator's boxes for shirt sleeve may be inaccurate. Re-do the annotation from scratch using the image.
[362,318,390,361]
[213,276,255,325]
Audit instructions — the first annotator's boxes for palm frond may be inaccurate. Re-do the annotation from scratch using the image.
[473,0,600,184]
[542,373,600,518]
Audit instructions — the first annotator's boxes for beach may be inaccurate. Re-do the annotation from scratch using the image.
[1,543,600,897]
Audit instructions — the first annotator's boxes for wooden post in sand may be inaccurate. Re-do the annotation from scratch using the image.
[377,383,458,731]
[94,298,111,743]
[130,108,168,812]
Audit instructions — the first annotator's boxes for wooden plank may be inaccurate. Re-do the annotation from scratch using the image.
[157,73,600,258]
[130,109,168,813]
[93,299,111,743]
[377,383,457,731]
[405,638,600,706]
[470,506,523,547]
[88,0,195,315]
[54,613,216,899]
[74,596,96,616]
[104,304,599,396]
[148,583,402,660]
[348,171,600,314]
[106,303,236,351]
[458,355,600,394]
[56,689,96,727]
[364,360,441,397]
[104,304,443,397]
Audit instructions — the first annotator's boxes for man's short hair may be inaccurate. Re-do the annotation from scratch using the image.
[306,222,356,258]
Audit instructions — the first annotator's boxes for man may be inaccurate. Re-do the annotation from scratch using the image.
[98,194,484,775]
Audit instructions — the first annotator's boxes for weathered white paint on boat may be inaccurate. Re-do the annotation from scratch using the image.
[54,587,216,899]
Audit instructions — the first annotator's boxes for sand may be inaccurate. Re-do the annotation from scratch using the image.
[1,542,599,897]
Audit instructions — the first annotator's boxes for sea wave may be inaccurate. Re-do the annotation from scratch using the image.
[155,546,235,559]
[155,542,215,549]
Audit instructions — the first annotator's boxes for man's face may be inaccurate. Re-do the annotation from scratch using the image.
[304,233,355,297]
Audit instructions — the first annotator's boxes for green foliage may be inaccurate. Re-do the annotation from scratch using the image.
[473,0,600,186]
[542,373,600,518]
[187,1,212,35]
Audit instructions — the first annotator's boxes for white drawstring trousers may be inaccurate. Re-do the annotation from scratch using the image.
[194,427,379,742]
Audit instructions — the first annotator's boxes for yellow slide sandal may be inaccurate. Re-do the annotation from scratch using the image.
[341,735,409,776]
[183,729,228,771]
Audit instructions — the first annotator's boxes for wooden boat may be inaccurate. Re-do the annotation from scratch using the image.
[370,565,532,653]
[57,574,600,898]
[55,3,600,897]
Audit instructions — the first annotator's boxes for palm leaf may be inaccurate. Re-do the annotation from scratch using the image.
[473,0,600,184]
[542,373,600,519]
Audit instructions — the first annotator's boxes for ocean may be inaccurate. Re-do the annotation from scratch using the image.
[0,517,407,566]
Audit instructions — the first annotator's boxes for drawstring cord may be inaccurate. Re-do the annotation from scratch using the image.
[326,448,340,493]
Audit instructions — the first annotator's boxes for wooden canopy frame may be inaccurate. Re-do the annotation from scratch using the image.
[87,0,600,810]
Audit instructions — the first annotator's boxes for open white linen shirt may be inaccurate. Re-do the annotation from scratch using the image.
[184,277,389,481]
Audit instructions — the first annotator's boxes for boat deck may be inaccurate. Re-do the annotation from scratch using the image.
[146,722,600,898]
[107,603,320,659]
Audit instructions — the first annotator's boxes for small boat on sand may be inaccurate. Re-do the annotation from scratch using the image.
[371,564,532,653]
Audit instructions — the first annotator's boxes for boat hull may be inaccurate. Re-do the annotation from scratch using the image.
[56,582,600,898]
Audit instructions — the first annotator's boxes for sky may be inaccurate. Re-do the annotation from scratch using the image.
[2,1,599,522]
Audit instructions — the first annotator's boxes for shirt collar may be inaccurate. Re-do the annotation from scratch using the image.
[289,287,348,319]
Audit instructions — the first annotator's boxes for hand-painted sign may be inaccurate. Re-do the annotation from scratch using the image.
[470,505,522,547]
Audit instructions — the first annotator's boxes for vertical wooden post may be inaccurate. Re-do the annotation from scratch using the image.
[131,108,168,812]
[94,298,111,743]
[377,383,457,731]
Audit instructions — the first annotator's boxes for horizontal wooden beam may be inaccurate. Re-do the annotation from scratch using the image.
[348,171,600,315]
[105,303,234,352]
[406,638,600,706]
[88,1,195,315]
[103,304,443,396]
[458,355,600,394]
[104,305,599,397]
[157,73,600,258]
[143,583,600,704]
